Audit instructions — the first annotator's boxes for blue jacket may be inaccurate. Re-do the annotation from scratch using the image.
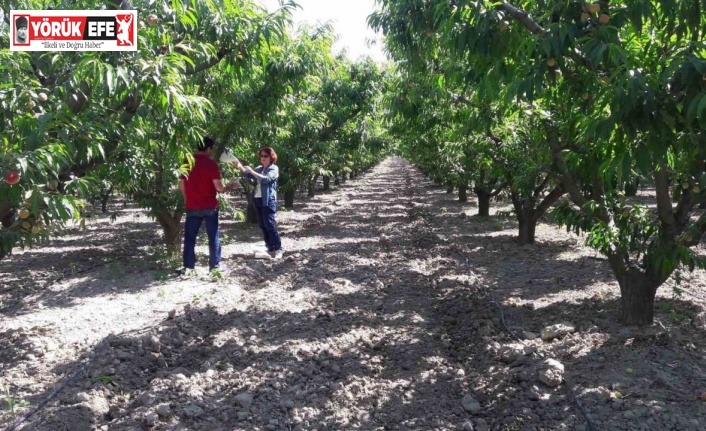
[245,164,279,211]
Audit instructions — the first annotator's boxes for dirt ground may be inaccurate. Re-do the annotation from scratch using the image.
[1,157,706,431]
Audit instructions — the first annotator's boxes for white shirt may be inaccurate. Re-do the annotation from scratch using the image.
[254,179,262,198]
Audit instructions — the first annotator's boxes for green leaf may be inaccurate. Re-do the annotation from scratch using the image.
[635,144,651,175]
[116,66,130,85]
[105,64,115,95]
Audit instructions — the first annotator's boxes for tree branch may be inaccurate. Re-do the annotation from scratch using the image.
[185,46,231,75]
[674,187,696,228]
[548,126,590,209]
[532,174,551,199]
[489,181,508,197]
[653,165,678,239]
[496,2,546,36]
[535,185,565,219]
[509,188,523,213]
[682,210,706,247]
[496,3,600,71]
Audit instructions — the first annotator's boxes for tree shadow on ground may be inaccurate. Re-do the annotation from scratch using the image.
[13,277,460,430]
[4,159,706,431]
[12,290,706,430]
[434,285,706,431]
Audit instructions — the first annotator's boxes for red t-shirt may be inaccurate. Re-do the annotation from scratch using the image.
[180,153,221,210]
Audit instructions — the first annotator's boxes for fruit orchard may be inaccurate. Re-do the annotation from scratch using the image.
[1,0,391,258]
[2,0,706,329]
[2,2,706,430]
[370,0,706,325]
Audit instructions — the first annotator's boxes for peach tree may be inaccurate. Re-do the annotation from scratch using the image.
[373,0,706,325]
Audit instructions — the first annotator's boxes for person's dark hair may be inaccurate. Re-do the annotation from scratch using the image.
[198,136,216,152]
[258,147,278,163]
[16,16,28,29]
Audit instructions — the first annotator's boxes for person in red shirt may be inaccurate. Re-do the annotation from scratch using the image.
[177,136,240,274]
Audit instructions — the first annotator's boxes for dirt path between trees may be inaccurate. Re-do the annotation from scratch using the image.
[1,157,706,431]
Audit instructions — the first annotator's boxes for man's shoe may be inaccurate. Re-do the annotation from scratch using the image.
[175,267,195,276]
[271,250,284,260]
[254,250,273,260]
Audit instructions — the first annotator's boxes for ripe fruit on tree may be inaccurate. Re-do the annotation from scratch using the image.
[599,14,610,24]
[47,179,58,190]
[499,21,509,31]
[588,3,601,13]
[21,221,31,231]
[580,12,590,23]
[31,225,41,234]
[546,58,556,67]
[38,92,48,102]
[18,209,30,219]
[4,170,20,185]
[147,14,159,27]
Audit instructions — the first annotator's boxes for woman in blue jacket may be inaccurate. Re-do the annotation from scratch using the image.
[240,147,283,259]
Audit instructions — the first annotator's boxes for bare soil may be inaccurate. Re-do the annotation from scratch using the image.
[1,157,706,431]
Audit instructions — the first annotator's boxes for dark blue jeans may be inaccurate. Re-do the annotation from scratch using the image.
[183,209,221,270]
[254,198,281,252]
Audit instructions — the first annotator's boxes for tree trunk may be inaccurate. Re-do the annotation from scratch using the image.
[477,191,491,216]
[516,208,537,245]
[613,265,660,325]
[307,178,317,197]
[323,176,330,191]
[625,178,640,197]
[512,186,564,245]
[156,211,183,255]
[458,185,467,202]
[284,190,295,208]
[0,245,9,261]
[0,207,14,260]
[446,184,454,194]
[334,176,340,186]
[100,185,114,213]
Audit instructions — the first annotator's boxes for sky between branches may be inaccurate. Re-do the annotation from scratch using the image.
[258,0,387,63]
